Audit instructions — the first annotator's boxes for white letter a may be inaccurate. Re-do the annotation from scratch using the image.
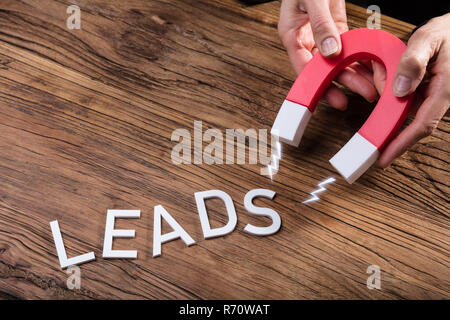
[153,205,195,257]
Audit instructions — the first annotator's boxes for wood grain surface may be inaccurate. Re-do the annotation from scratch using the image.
[0,0,448,299]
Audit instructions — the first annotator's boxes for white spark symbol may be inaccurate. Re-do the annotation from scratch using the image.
[266,141,282,179]
[303,177,336,204]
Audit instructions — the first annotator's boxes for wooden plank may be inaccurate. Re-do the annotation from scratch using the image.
[0,0,448,299]
[209,1,416,41]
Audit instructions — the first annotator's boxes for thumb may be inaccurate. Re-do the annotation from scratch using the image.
[304,0,342,57]
[393,29,439,97]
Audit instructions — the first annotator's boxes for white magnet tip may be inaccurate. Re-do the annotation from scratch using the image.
[271,100,311,147]
[329,133,379,184]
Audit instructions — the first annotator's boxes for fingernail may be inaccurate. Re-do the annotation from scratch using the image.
[321,37,338,56]
[379,163,389,170]
[394,75,412,97]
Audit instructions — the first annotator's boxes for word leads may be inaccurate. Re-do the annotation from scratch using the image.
[50,188,281,269]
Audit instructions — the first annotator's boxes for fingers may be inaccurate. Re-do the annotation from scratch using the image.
[285,40,314,75]
[279,0,315,74]
[380,14,450,166]
[323,84,348,110]
[329,0,348,33]
[290,45,377,105]
[392,26,440,97]
[317,59,377,103]
[349,61,375,86]
[278,0,306,37]
[281,28,349,110]
[378,78,450,168]
[334,65,378,102]
[371,60,386,95]
[278,0,376,108]
[303,0,342,57]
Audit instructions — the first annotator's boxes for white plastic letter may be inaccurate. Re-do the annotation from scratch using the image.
[50,220,95,269]
[153,205,195,257]
[102,210,140,259]
[195,190,237,239]
[243,189,281,236]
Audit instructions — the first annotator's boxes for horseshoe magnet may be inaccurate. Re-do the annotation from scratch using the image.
[271,28,414,184]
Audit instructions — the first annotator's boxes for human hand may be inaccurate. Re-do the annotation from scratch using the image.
[372,13,450,167]
[278,0,378,110]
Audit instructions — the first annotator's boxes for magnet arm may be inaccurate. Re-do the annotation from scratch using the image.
[286,28,412,149]
[271,28,414,183]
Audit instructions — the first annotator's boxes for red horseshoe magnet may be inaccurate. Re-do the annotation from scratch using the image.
[271,28,414,184]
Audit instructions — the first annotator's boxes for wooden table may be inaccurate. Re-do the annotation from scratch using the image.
[0,0,448,299]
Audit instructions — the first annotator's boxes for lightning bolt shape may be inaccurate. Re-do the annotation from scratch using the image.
[266,141,282,179]
[303,177,336,204]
